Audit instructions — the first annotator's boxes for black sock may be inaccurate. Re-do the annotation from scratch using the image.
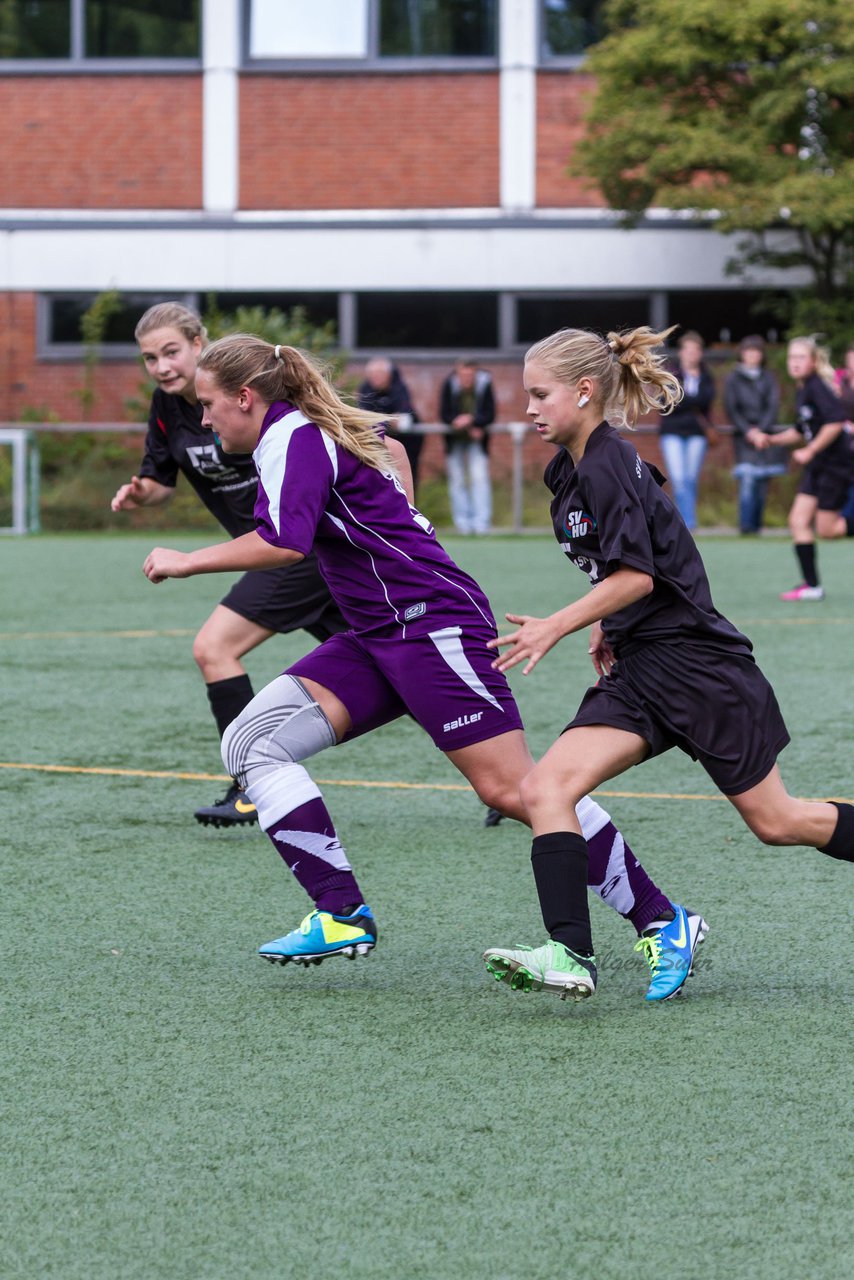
[206,674,254,739]
[846,517,854,538]
[531,832,593,957]
[795,542,819,587]
[819,802,854,862]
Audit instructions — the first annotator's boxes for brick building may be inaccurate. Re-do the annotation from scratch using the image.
[0,0,801,432]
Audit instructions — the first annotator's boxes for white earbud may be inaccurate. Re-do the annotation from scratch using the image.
[577,394,590,408]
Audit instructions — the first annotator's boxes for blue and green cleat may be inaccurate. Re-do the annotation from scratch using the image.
[636,904,709,1002]
[259,905,377,967]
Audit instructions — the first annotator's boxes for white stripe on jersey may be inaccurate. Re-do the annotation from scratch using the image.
[253,409,315,536]
[326,510,403,629]
[428,626,502,712]
[329,484,494,633]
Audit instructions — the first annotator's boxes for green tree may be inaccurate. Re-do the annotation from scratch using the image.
[78,289,123,418]
[574,0,854,346]
[202,300,340,365]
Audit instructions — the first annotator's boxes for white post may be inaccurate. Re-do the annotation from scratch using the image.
[499,0,537,211]
[509,421,528,532]
[202,0,241,213]
[0,429,35,535]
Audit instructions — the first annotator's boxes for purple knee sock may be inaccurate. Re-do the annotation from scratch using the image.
[266,797,365,914]
[586,822,672,935]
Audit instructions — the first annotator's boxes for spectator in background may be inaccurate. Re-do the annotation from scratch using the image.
[724,335,786,535]
[357,357,423,491]
[833,341,854,419]
[657,331,716,531]
[833,342,854,526]
[440,359,496,535]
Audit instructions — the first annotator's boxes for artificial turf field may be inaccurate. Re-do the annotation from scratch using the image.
[2,531,853,1280]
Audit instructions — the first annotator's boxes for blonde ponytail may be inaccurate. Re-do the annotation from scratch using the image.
[526,325,682,428]
[197,335,395,473]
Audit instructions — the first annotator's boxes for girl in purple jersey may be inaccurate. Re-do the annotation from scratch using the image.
[483,325,854,1004]
[142,334,709,1000]
[112,303,347,828]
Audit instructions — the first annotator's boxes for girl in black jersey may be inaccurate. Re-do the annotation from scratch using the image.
[482,325,854,1004]
[111,303,348,827]
[762,336,854,601]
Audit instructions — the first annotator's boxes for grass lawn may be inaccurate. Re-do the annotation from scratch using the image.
[2,532,853,1279]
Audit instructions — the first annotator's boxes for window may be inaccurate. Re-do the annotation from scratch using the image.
[249,0,368,60]
[1,0,199,61]
[39,291,339,355]
[0,1,70,59]
[356,291,498,348]
[40,293,193,356]
[664,291,790,346]
[207,292,340,332]
[247,0,497,64]
[516,294,651,344]
[380,0,496,57]
[541,0,605,58]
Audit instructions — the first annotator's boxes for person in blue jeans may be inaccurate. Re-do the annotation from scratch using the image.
[657,330,716,530]
[724,335,786,534]
[440,359,496,535]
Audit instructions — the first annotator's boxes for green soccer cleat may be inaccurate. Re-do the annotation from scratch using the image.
[483,940,597,1002]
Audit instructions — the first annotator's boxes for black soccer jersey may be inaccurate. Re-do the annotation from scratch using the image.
[139,389,259,538]
[544,422,751,657]
[794,374,853,471]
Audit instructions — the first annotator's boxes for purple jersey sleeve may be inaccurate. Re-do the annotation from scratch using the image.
[253,410,334,556]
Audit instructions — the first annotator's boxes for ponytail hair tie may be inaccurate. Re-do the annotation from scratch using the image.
[274,344,283,363]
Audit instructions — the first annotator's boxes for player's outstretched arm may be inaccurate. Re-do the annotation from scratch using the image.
[143,530,303,584]
[111,475,173,511]
[489,567,652,675]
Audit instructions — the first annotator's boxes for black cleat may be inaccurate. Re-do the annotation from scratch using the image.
[484,806,505,827]
[194,780,258,828]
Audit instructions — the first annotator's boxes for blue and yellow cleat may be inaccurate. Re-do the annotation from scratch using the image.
[258,906,377,967]
[636,903,709,1002]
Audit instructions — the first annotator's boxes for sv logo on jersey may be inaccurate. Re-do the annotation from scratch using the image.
[563,509,597,540]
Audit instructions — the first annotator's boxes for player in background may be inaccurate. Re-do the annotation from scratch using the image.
[141,333,710,1002]
[111,303,348,828]
[764,335,854,601]
[482,325,854,1004]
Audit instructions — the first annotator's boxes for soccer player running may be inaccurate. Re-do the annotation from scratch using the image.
[483,325,854,1003]
[141,334,708,1001]
[111,303,347,828]
[769,335,854,602]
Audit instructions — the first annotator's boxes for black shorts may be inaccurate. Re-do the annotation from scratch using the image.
[566,640,790,796]
[220,554,347,641]
[798,456,854,511]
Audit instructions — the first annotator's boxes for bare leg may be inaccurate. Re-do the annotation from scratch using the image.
[727,765,838,847]
[193,604,274,682]
[519,725,649,834]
